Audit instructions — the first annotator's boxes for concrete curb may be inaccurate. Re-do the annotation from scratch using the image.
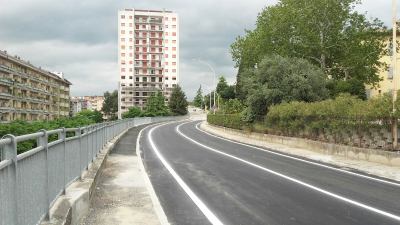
[136,123,171,225]
[201,122,400,167]
[200,122,400,182]
[40,127,132,225]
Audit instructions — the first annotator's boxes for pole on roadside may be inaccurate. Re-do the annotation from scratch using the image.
[393,0,398,149]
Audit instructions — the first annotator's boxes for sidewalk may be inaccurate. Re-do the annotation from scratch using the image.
[80,126,161,225]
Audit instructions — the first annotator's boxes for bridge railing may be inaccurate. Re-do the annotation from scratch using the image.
[0,116,180,225]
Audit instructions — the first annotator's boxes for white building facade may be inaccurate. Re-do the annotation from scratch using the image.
[117,9,179,118]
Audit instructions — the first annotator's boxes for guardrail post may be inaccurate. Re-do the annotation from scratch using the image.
[76,128,83,178]
[61,128,67,194]
[3,134,18,225]
[38,130,50,221]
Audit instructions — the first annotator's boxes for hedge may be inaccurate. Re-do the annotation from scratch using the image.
[207,114,247,130]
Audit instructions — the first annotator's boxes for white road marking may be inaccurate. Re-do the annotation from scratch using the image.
[193,122,400,187]
[176,122,400,222]
[148,123,224,225]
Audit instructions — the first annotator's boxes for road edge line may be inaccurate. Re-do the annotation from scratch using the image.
[149,122,224,225]
[196,121,400,187]
[176,122,400,222]
[137,123,170,225]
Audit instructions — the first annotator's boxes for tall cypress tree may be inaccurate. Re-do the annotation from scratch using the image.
[169,85,188,115]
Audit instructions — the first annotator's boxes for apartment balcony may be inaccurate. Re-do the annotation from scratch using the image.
[121,86,162,91]
[0,65,13,74]
[0,92,13,99]
[0,78,13,86]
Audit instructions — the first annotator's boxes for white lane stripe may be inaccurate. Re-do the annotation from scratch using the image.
[194,122,400,187]
[177,122,400,222]
[148,123,224,225]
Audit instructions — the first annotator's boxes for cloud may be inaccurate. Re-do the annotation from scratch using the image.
[0,0,393,100]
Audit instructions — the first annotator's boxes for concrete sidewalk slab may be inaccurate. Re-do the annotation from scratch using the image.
[80,127,161,225]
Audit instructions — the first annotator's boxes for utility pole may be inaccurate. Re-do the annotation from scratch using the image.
[393,0,398,149]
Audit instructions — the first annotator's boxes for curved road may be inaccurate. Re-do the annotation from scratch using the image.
[138,120,400,225]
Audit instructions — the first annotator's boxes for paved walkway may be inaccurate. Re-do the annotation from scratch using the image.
[80,126,160,225]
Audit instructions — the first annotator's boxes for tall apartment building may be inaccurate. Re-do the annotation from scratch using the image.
[0,50,71,122]
[117,9,179,118]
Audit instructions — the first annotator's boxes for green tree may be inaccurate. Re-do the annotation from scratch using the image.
[76,109,103,123]
[169,85,188,115]
[241,55,329,121]
[122,106,143,118]
[231,0,387,99]
[102,90,118,120]
[145,91,170,116]
[216,76,236,101]
[193,85,204,108]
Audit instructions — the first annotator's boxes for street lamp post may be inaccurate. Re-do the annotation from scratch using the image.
[393,0,398,149]
[193,58,217,114]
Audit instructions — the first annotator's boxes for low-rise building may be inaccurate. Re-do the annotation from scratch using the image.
[0,50,71,122]
[70,96,104,116]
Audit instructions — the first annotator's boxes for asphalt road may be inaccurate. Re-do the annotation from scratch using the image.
[138,120,400,225]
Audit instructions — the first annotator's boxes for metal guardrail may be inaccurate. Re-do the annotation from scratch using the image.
[0,116,179,225]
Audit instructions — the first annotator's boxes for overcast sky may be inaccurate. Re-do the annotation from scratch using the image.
[0,0,396,99]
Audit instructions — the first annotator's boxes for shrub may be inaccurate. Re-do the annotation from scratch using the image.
[207,114,247,130]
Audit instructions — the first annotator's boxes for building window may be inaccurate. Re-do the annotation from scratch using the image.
[172,17,176,21]
[121,68,125,72]
[172,47,176,51]
[136,77,139,82]
[121,76,126,79]
[136,25,139,29]
[165,62,169,65]
[165,69,169,72]
[172,32,176,36]
[172,69,176,73]
[172,54,176,58]
[164,54,168,58]
[165,25,168,28]
[121,23,125,26]
[172,25,176,28]
[121,30,125,34]
[135,69,139,74]
[172,77,176,81]
[121,38,125,41]
[172,40,176,44]
[129,76,133,79]
[172,62,176,65]
[121,15,125,19]
[165,47,168,51]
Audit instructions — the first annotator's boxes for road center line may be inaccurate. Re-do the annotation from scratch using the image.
[194,122,400,187]
[176,122,400,222]
[148,123,224,225]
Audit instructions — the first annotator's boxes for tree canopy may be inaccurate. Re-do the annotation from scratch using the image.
[145,91,170,116]
[241,55,329,121]
[231,0,387,99]
[216,76,236,100]
[101,90,118,120]
[169,85,188,115]
[193,85,204,108]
